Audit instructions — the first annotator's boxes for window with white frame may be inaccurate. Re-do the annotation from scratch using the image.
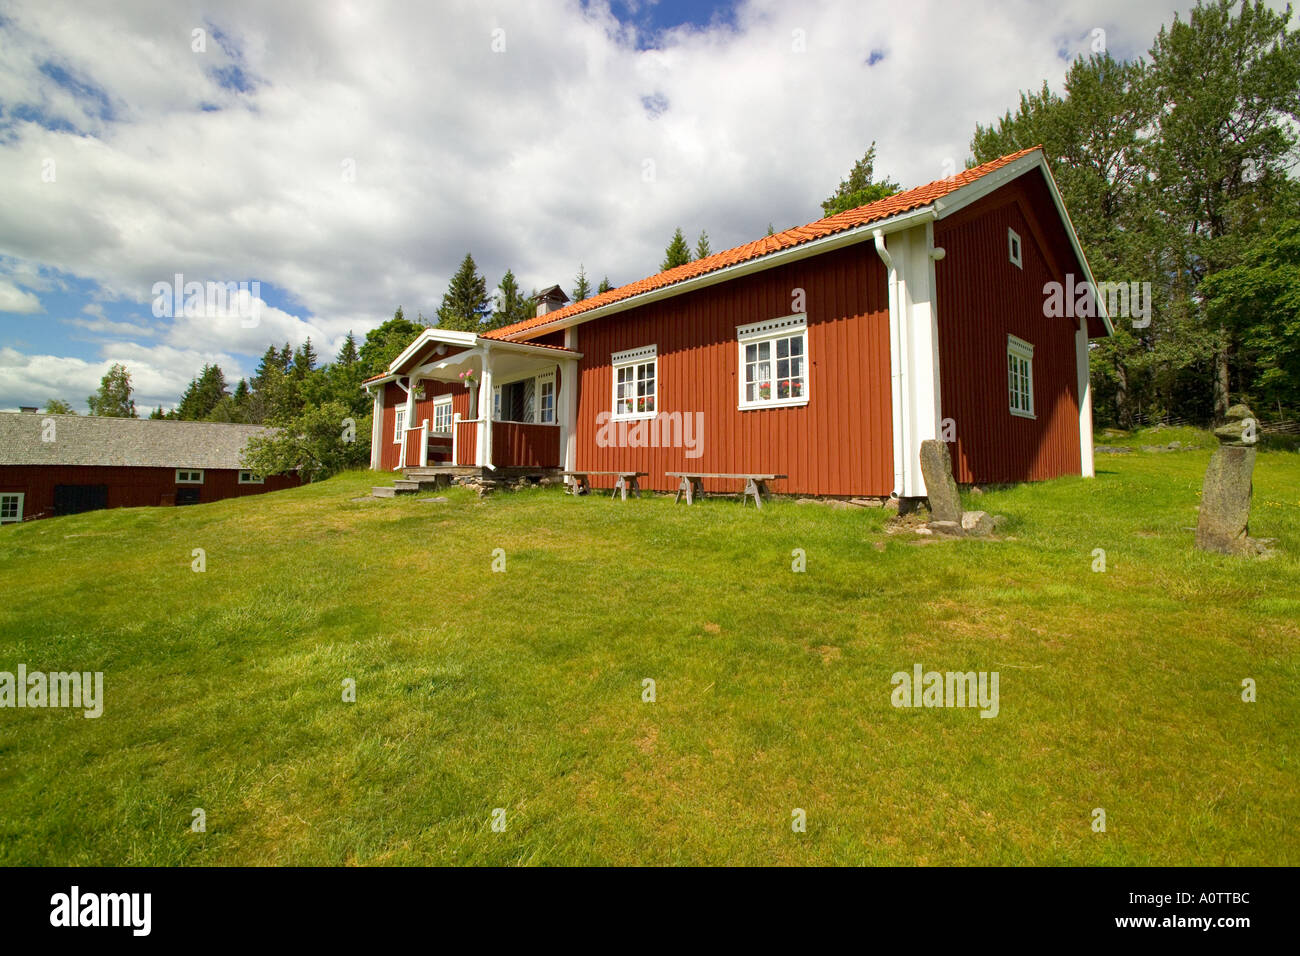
[176,469,204,484]
[238,470,264,484]
[431,395,454,434]
[0,492,23,524]
[738,315,808,408]
[393,405,406,443]
[1008,227,1023,269]
[611,345,656,419]
[538,373,556,424]
[1007,335,1034,418]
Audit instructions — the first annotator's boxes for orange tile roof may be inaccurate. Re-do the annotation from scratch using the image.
[485,146,1043,341]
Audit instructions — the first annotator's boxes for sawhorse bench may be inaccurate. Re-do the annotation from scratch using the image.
[562,471,650,500]
[666,472,787,509]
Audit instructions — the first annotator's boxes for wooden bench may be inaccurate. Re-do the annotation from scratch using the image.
[665,472,787,509]
[561,471,650,500]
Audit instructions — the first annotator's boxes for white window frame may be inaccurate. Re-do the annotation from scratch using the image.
[737,315,809,410]
[431,395,454,435]
[176,469,205,484]
[393,405,406,444]
[1008,227,1023,269]
[1008,334,1035,419]
[0,492,23,524]
[537,371,556,424]
[610,345,657,421]
[238,470,264,485]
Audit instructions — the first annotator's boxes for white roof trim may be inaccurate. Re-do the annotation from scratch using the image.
[499,204,939,342]
[499,149,1113,342]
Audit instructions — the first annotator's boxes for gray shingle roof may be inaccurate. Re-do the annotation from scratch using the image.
[0,413,278,469]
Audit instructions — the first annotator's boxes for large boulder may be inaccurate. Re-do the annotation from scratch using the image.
[1196,405,1260,555]
[919,439,963,524]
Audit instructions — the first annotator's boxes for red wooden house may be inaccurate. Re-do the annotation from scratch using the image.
[0,412,299,523]
[363,147,1112,501]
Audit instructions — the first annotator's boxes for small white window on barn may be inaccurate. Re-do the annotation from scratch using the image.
[393,405,406,444]
[431,395,454,434]
[238,470,264,484]
[1007,335,1035,418]
[1008,227,1023,269]
[176,469,204,484]
[737,315,809,409]
[0,492,23,524]
[611,345,657,420]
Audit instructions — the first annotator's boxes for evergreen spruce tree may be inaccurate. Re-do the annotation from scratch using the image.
[436,253,491,331]
[660,228,692,271]
[572,264,592,302]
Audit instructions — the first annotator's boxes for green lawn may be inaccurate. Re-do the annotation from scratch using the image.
[1,435,1297,865]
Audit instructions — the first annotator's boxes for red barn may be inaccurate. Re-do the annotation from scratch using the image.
[363,147,1112,501]
[0,412,299,524]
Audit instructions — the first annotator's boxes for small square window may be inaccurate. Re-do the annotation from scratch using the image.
[1008,228,1023,269]
[0,493,23,524]
[176,469,204,484]
[238,470,264,484]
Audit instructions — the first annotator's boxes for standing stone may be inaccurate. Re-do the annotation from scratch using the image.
[919,439,963,524]
[1195,404,1259,555]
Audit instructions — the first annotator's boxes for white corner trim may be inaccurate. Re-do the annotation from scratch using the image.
[1076,318,1095,477]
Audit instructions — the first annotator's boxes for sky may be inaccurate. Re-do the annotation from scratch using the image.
[0,0,1253,412]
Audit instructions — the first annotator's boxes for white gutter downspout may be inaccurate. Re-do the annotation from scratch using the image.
[875,230,905,497]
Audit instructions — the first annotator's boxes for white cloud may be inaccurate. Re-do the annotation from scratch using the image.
[0,0,1252,372]
[0,278,42,313]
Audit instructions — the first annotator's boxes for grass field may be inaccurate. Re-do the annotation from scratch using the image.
[1,430,1297,865]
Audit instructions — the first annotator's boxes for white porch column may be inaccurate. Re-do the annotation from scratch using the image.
[477,349,494,469]
[368,385,383,470]
[451,412,461,466]
[557,357,579,481]
[403,375,421,470]
[1076,317,1095,477]
[419,419,429,467]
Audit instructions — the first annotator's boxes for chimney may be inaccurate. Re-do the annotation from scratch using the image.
[534,285,570,318]
[19,406,38,414]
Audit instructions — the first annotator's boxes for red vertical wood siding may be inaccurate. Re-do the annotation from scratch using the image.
[491,422,560,467]
[934,173,1083,483]
[0,465,299,523]
[571,243,893,496]
[454,419,477,465]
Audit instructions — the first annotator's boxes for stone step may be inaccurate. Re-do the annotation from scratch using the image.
[370,486,397,498]
[392,480,422,493]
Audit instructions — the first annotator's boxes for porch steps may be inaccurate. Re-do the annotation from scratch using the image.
[370,486,398,498]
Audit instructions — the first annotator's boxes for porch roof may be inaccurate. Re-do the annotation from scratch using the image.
[363,329,581,386]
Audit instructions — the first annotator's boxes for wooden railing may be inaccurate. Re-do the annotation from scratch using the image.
[492,421,560,467]
[453,416,479,466]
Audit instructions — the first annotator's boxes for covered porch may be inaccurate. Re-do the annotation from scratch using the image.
[375,329,581,474]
